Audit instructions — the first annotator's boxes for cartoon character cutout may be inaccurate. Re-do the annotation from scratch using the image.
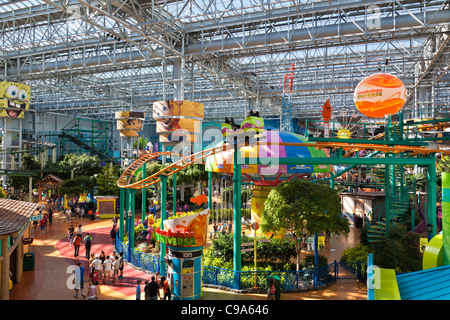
[0,81,31,119]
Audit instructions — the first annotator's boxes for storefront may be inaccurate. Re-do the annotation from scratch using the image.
[0,198,38,300]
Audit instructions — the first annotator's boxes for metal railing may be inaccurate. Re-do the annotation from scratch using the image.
[116,238,363,291]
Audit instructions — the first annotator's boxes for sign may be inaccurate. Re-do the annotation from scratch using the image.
[159,209,210,247]
[23,238,33,245]
[30,215,43,222]
[241,242,253,247]
[251,222,259,231]
[354,73,406,118]
[241,248,254,253]
[258,239,270,243]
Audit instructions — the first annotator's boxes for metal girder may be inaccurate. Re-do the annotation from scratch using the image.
[0,0,448,123]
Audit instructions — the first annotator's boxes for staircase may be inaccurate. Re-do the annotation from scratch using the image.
[60,132,117,163]
[366,162,414,243]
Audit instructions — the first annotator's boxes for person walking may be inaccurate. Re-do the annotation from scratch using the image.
[136,280,142,300]
[112,255,120,283]
[73,261,86,299]
[48,208,53,225]
[146,276,159,300]
[87,279,98,300]
[103,256,113,285]
[84,233,92,259]
[267,277,276,300]
[39,218,46,234]
[72,234,82,258]
[160,276,172,300]
[118,252,124,279]
[90,254,103,283]
[76,224,83,237]
[110,226,117,247]
[68,224,75,247]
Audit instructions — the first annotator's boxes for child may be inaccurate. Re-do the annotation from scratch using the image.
[136,280,142,300]
[267,277,276,300]
[87,279,98,300]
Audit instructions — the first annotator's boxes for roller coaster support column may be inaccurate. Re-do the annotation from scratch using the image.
[142,163,146,222]
[208,171,213,211]
[427,154,437,238]
[127,189,136,259]
[233,146,242,290]
[119,188,125,240]
[442,172,450,265]
[173,172,177,216]
[160,175,168,275]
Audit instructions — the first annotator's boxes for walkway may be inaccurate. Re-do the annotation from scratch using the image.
[9,212,367,300]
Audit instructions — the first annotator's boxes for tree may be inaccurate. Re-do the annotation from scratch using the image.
[261,179,349,270]
[97,162,120,196]
[58,176,95,198]
[7,153,41,192]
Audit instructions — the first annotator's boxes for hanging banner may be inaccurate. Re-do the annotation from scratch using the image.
[0,81,31,119]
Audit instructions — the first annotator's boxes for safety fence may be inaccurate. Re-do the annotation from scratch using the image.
[116,239,366,291]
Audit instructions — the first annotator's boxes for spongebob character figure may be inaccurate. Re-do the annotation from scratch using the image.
[0,81,31,119]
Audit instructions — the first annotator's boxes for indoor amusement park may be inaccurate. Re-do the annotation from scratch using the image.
[0,0,450,309]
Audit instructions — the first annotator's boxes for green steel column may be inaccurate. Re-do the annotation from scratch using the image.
[160,175,168,274]
[119,188,125,240]
[173,172,177,216]
[442,172,450,265]
[129,189,136,250]
[208,171,213,211]
[142,163,147,222]
[233,147,242,289]
[385,162,390,236]
[427,157,437,238]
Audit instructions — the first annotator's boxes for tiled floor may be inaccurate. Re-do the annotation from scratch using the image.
[9,212,366,300]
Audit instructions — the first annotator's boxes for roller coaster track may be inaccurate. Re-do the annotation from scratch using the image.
[118,139,450,190]
[118,144,233,189]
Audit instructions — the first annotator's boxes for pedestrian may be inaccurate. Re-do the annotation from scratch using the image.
[68,224,75,247]
[146,276,159,300]
[95,210,100,220]
[111,215,117,228]
[118,252,124,278]
[144,280,149,300]
[84,233,92,259]
[100,251,106,263]
[136,280,142,300]
[160,276,172,300]
[110,226,117,247]
[73,261,86,299]
[76,224,83,237]
[80,207,85,218]
[90,254,103,282]
[66,207,72,223]
[267,277,276,300]
[39,218,46,234]
[112,256,120,283]
[103,256,113,285]
[48,208,53,225]
[72,233,82,258]
[89,253,95,272]
[227,220,232,234]
[87,278,98,300]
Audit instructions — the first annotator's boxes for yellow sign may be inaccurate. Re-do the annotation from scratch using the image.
[318,236,325,249]
[0,81,31,119]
